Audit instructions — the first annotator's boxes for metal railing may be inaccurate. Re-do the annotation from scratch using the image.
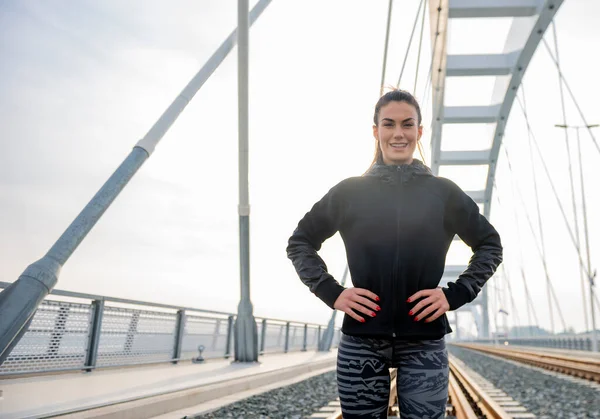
[463,335,596,352]
[0,282,341,376]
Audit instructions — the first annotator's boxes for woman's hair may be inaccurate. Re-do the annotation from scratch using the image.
[369,89,426,167]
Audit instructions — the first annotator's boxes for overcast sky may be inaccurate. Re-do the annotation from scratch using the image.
[1,0,599,336]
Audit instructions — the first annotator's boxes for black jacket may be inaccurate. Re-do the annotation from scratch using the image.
[286,160,502,339]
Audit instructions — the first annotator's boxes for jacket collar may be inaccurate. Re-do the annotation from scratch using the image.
[364,159,433,185]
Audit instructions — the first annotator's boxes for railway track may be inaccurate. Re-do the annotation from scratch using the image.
[455,343,600,383]
[313,357,528,418]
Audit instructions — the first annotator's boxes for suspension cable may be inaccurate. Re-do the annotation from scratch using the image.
[542,38,600,157]
[379,0,394,97]
[413,0,428,94]
[515,92,595,282]
[521,85,558,333]
[410,0,440,164]
[491,191,522,331]
[502,140,565,331]
[575,125,598,337]
[420,62,433,111]
[419,1,443,118]
[551,22,589,332]
[493,180,538,329]
[396,0,425,88]
[503,268,522,333]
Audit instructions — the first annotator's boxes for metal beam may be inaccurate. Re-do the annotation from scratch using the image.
[439,278,483,308]
[446,51,520,77]
[443,104,500,124]
[448,0,539,19]
[439,287,484,307]
[466,190,485,203]
[439,150,491,165]
[428,0,450,176]
[433,0,562,340]
[441,266,467,288]
[234,0,259,363]
[484,0,565,218]
[457,300,482,310]
[444,265,468,277]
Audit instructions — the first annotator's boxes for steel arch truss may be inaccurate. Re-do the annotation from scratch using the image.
[429,0,563,218]
[431,0,564,337]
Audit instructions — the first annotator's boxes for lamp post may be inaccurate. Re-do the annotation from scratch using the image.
[234,0,258,362]
[555,123,598,352]
[0,0,273,366]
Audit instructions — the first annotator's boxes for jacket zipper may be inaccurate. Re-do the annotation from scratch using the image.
[392,167,405,338]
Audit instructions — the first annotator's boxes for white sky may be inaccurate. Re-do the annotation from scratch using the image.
[1,0,599,336]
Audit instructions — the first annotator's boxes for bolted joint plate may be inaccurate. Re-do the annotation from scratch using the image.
[20,257,62,292]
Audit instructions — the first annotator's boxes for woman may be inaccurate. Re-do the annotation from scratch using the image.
[286,89,502,418]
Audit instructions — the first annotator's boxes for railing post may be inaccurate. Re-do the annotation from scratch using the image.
[85,299,104,372]
[260,319,267,355]
[277,324,284,346]
[291,324,297,348]
[172,309,186,364]
[284,322,290,353]
[211,319,222,351]
[224,315,234,359]
[302,324,308,352]
[317,325,322,349]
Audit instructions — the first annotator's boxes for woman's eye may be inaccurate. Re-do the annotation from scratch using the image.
[404,124,414,127]
[384,124,393,127]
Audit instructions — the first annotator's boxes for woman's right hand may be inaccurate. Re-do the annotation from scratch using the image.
[333,288,381,323]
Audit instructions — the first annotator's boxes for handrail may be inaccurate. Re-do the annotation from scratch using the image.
[0,282,339,377]
[0,281,325,328]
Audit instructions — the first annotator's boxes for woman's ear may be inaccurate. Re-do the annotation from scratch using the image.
[372,124,379,141]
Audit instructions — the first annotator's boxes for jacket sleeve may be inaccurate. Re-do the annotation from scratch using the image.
[442,183,503,311]
[286,182,347,309]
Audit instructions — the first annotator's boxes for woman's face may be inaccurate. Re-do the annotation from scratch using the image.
[373,101,422,166]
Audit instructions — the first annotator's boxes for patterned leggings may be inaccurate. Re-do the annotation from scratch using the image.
[337,334,449,418]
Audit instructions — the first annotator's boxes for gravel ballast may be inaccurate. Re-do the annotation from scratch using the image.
[449,345,600,419]
[195,346,599,418]
[195,370,338,419]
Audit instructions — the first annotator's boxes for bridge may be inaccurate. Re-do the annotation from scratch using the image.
[0,0,598,417]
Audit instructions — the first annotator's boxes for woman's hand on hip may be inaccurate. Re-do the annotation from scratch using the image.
[333,288,380,323]
[408,288,450,323]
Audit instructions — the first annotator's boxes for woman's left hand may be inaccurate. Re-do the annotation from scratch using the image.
[407,288,450,322]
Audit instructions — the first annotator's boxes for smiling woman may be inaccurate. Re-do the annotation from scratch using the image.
[371,90,424,166]
[286,89,503,418]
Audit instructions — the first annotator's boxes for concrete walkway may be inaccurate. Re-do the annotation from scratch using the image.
[0,350,337,419]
